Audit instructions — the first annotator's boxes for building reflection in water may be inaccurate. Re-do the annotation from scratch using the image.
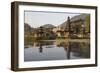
[57,41,71,59]
[32,40,90,59]
[39,43,43,53]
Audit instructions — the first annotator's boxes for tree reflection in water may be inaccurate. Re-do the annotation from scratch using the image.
[31,40,90,59]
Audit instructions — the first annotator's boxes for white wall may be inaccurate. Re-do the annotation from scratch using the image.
[0,0,99,73]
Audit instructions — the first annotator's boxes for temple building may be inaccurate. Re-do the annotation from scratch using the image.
[52,16,88,38]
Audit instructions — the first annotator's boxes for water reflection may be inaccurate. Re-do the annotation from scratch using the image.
[39,44,43,53]
[24,40,90,61]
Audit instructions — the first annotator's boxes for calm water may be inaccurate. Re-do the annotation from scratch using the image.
[24,40,90,61]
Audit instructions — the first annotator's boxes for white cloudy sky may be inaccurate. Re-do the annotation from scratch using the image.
[25,11,80,28]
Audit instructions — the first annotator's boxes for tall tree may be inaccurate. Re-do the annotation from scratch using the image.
[85,15,90,33]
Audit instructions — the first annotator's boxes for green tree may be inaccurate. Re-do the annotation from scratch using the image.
[85,15,90,33]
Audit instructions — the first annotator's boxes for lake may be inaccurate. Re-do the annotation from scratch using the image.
[24,39,90,61]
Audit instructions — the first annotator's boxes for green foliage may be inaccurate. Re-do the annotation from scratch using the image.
[85,15,90,33]
[38,27,56,40]
[24,35,36,45]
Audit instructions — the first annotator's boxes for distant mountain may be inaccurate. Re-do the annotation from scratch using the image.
[59,21,67,29]
[24,23,35,32]
[24,23,56,33]
[24,23,31,32]
[70,14,89,22]
[40,24,56,28]
[59,14,90,28]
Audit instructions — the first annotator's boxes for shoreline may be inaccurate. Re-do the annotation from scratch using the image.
[38,39,90,42]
